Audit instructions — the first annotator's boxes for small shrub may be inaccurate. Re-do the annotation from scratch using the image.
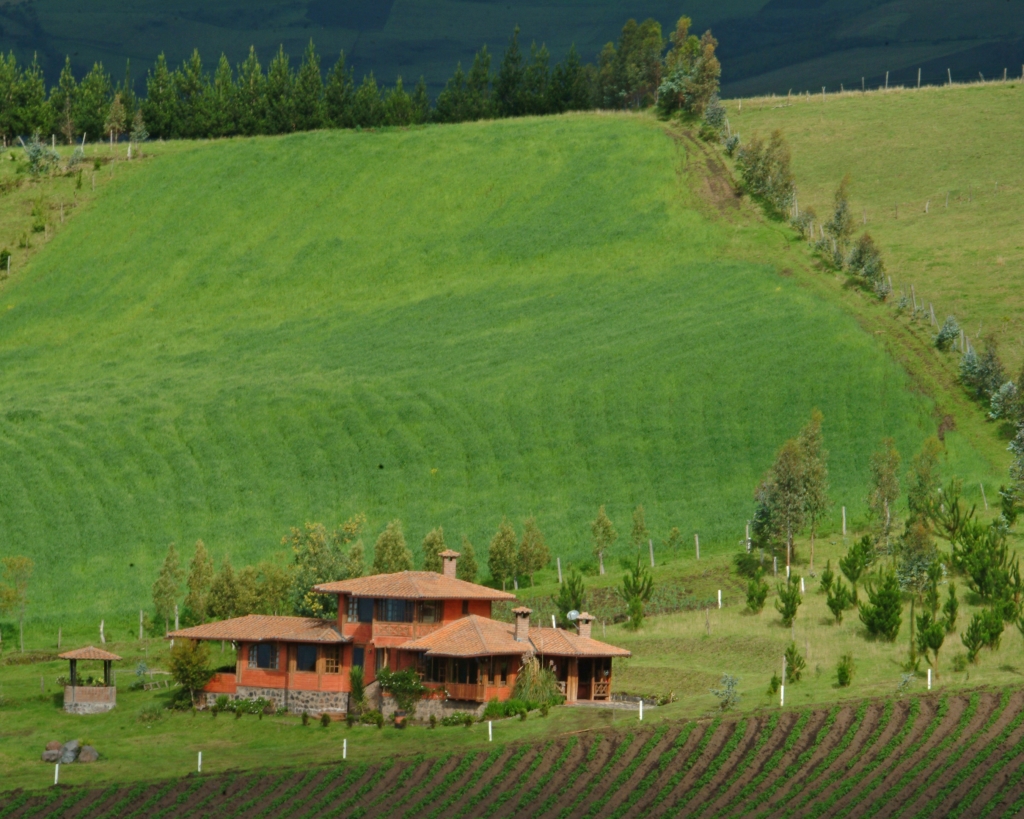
[320,712,332,728]
[935,316,960,351]
[360,710,385,728]
[775,578,802,626]
[733,551,762,579]
[519,709,528,721]
[826,578,853,623]
[234,708,243,720]
[836,654,854,687]
[137,704,164,723]
[952,652,968,672]
[710,674,741,711]
[0,248,10,271]
[540,703,549,717]
[346,713,357,727]
[429,714,437,728]
[785,643,806,683]
[819,560,835,595]
[724,134,740,156]
[93,157,102,171]
[746,572,769,613]
[440,712,474,727]
[301,711,310,726]
[767,672,781,695]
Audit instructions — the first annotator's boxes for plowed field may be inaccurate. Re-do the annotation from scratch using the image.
[5,692,1024,818]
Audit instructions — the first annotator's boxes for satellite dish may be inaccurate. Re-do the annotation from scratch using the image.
[567,610,580,621]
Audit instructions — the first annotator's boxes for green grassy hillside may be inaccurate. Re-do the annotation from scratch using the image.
[733,81,1024,374]
[0,113,986,633]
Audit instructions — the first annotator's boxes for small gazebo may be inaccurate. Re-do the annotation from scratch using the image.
[59,646,122,714]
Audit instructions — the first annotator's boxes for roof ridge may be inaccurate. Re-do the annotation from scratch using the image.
[470,614,487,651]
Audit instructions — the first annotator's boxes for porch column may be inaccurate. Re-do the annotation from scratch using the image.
[568,658,578,703]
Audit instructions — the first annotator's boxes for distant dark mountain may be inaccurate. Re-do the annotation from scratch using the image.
[1,0,1022,96]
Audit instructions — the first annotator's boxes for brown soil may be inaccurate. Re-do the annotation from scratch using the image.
[9,692,1024,818]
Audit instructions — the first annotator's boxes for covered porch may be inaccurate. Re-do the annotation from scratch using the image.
[416,653,518,703]
[542,655,613,702]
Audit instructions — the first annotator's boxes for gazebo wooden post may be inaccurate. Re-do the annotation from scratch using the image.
[104,660,112,687]
[69,658,77,690]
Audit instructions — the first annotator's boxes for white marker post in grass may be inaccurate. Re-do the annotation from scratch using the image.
[556,557,562,584]
[781,656,786,707]
[198,751,202,773]
[343,739,347,760]
[718,590,722,609]
[54,764,59,785]
[649,538,655,569]
[695,534,700,560]
[639,700,643,721]
[488,721,493,742]
[800,577,805,594]
[928,669,932,690]
[842,506,847,536]
[980,483,989,510]
[551,615,556,629]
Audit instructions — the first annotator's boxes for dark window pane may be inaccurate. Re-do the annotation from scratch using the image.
[357,598,374,623]
[254,643,278,669]
[296,645,317,672]
[352,646,365,668]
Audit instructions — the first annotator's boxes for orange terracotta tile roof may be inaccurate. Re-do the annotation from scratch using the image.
[167,615,347,644]
[401,616,527,657]
[314,571,517,601]
[58,646,122,661]
[399,616,631,659]
[528,627,631,658]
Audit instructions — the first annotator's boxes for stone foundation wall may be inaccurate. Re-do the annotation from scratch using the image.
[63,686,116,714]
[381,695,486,722]
[64,700,117,714]
[203,686,348,716]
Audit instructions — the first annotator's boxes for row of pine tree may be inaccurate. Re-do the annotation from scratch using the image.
[0,17,720,144]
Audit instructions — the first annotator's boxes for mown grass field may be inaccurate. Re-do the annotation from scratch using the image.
[0,112,986,637]
[732,80,1024,375]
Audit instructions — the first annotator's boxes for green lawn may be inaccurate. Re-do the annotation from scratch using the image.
[732,81,1024,375]
[0,113,983,638]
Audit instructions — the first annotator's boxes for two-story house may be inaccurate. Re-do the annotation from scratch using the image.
[168,550,630,717]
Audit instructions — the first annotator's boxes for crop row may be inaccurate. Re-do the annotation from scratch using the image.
[9,693,1024,818]
[582,726,668,819]
[669,719,748,817]
[610,723,698,819]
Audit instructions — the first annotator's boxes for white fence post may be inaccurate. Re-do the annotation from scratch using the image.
[488,721,493,742]
[695,534,700,560]
[927,669,932,690]
[54,764,59,785]
[639,700,643,721]
[718,590,722,609]
[198,751,202,773]
[781,656,787,707]
[343,738,347,760]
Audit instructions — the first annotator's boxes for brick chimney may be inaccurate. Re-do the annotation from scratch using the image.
[512,607,532,642]
[576,612,595,640]
[439,549,460,578]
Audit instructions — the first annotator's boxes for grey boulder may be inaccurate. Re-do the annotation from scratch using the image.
[78,746,99,763]
[41,749,61,763]
[45,741,62,752]
[59,740,80,764]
